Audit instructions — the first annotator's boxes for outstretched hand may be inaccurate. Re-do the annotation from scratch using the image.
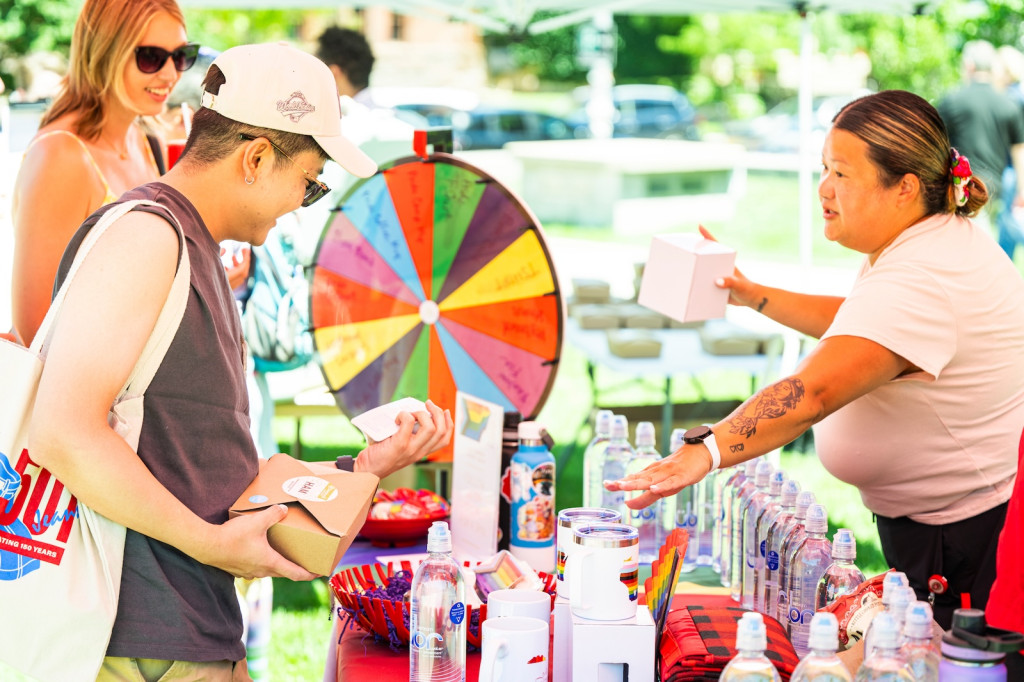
[200,504,320,581]
[603,445,713,509]
[698,225,760,309]
[356,399,453,478]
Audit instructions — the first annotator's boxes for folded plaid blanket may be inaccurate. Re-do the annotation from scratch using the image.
[659,605,800,681]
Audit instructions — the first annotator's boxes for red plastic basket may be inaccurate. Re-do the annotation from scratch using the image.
[329,560,557,650]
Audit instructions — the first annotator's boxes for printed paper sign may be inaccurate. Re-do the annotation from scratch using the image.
[450,391,504,562]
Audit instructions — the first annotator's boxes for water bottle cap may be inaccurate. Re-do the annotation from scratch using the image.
[735,612,767,652]
[881,571,909,604]
[870,612,900,649]
[518,420,544,441]
[426,520,452,553]
[595,409,614,437]
[808,612,840,651]
[831,528,856,559]
[611,414,629,439]
[903,601,935,638]
[636,421,656,448]
[781,479,801,506]
[755,460,773,488]
[889,585,916,618]
[795,490,816,518]
[670,428,686,451]
[769,470,785,496]
[805,503,828,532]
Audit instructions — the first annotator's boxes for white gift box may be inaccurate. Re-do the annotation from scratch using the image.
[638,233,736,323]
[569,603,655,681]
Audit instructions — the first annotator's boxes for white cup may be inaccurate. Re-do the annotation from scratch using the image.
[479,616,549,682]
[555,507,621,598]
[486,588,551,623]
[564,522,639,621]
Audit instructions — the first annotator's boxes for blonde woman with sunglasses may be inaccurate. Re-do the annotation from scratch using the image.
[11,0,198,345]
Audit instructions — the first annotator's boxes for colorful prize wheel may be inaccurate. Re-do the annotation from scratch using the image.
[310,153,563,459]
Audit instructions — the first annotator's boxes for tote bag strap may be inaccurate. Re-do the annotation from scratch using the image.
[30,199,191,399]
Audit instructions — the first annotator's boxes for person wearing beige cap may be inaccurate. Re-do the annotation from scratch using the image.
[25,42,451,681]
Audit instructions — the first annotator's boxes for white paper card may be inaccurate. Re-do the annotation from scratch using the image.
[350,397,427,442]
[450,391,504,562]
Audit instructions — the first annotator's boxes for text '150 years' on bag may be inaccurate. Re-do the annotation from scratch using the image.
[0,200,190,682]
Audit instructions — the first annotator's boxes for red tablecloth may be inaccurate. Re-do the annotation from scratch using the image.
[330,593,738,681]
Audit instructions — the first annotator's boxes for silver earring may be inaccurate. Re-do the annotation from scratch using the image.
[245,176,255,185]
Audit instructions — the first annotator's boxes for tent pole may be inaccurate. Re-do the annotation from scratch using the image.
[798,9,814,275]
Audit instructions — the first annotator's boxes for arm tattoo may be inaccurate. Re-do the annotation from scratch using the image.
[756,297,768,313]
[727,377,805,439]
[729,443,745,453]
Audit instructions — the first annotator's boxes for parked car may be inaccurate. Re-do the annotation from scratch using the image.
[569,84,700,140]
[725,90,873,153]
[448,107,576,150]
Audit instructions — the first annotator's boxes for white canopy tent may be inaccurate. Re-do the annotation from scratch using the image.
[178,0,941,266]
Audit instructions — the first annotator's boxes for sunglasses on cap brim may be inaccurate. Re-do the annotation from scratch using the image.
[134,43,201,74]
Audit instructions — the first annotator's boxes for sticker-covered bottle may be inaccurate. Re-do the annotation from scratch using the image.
[509,420,556,572]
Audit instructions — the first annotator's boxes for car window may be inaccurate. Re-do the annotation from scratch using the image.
[497,113,527,133]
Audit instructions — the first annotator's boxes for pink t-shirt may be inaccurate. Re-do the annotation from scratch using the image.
[813,213,1024,523]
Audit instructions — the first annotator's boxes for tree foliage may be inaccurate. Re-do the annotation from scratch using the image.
[6,0,1024,118]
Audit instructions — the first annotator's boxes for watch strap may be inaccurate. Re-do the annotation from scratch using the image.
[701,424,721,472]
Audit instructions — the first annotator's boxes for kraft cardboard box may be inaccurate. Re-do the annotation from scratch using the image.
[229,453,379,576]
[638,233,736,323]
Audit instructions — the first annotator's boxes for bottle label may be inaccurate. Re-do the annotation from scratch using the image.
[767,550,779,571]
[510,451,555,548]
[449,602,465,625]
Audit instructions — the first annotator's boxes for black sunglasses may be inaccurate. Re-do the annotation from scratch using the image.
[134,43,200,74]
[238,134,331,207]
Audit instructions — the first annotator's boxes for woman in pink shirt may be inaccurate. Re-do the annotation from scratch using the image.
[609,90,1024,628]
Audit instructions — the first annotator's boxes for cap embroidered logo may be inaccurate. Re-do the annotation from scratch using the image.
[277,92,315,122]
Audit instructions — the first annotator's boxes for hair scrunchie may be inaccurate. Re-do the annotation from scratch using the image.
[950,148,973,207]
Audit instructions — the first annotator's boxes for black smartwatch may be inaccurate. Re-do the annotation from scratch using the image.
[683,424,721,472]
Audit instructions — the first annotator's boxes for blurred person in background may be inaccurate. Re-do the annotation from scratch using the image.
[297,26,422,253]
[10,0,196,345]
[937,39,1024,237]
[995,44,1024,260]
[608,90,1024,629]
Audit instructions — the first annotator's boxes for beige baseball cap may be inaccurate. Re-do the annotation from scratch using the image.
[200,42,377,178]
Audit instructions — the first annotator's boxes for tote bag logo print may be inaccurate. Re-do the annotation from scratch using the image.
[0,449,79,578]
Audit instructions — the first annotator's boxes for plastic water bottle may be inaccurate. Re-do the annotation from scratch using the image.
[582,409,614,508]
[740,459,773,609]
[777,490,815,627]
[601,415,634,515]
[720,612,782,681]
[788,503,832,657]
[729,458,760,600]
[856,613,913,681]
[901,601,940,682]
[712,463,737,575]
[863,571,910,657]
[716,463,747,588]
[791,612,853,682]
[625,421,663,564]
[695,443,717,568]
[509,421,556,572]
[671,428,699,572]
[814,528,865,610]
[410,521,467,681]
[752,469,786,613]
[762,478,800,620]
